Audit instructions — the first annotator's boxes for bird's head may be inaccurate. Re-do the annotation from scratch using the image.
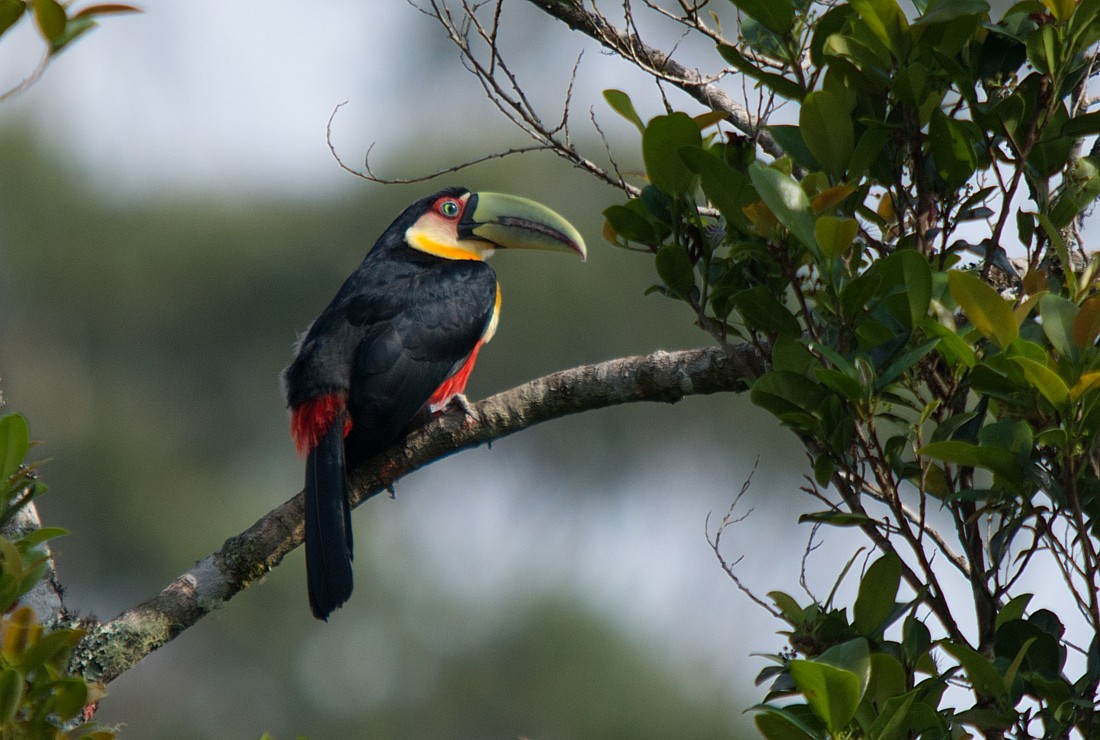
[402,187,587,262]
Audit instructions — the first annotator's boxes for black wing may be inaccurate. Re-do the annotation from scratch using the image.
[342,258,497,463]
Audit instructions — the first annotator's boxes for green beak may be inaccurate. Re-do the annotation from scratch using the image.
[459,192,587,261]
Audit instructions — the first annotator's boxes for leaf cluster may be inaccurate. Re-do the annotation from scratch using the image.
[0,0,138,73]
[756,555,1087,738]
[599,0,1100,735]
[0,413,114,739]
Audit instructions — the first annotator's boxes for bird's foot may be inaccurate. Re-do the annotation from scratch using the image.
[446,393,477,421]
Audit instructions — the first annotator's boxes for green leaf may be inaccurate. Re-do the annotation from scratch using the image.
[870,690,918,740]
[767,125,821,171]
[1010,356,1070,409]
[1051,157,1100,228]
[940,641,1009,700]
[854,553,902,635]
[799,90,854,176]
[979,419,1033,458]
[998,593,1029,628]
[729,0,794,35]
[0,668,22,725]
[891,61,928,107]
[0,0,25,38]
[1060,110,1100,138]
[791,639,870,732]
[813,367,864,401]
[748,162,819,253]
[771,335,817,374]
[17,627,83,674]
[0,414,30,483]
[841,272,883,321]
[868,653,907,706]
[929,108,977,186]
[789,660,861,731]
[603,89,644,132]
[1026,23,1060,76]
[1037,212,1074,295]
[849,124,891,179]
[679,147,755,225]
[47,676,88,721]
[813,455,835,486]
[876,338,940,388]
[876,250,932,329]
[753,704,824,739]
[1028,105,1074,178]
[603,205,656,244]
[918,440,1024,481]
[31,0,65,41]
[768,591,804,624]
[654,244,695,297]
[1040,0,1074,21]
[850,0,910,57]
[642,113,701,195]
[1039,294,1078,359]
[798,510,874,527]
[915,0,989,25]
[732,286,802,337]
[48,15,95,53]
[751,370,829,422]
[18,527,68,548]
[815,216,858,259]
[902,616,932,663]
[948,270,1018,347]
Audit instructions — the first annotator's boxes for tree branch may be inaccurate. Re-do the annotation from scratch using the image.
[522,0,783,159]
[67,344,765,685]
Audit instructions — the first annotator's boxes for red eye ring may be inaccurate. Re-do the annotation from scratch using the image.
[439,199,461,218]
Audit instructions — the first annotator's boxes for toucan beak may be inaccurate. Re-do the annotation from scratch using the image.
[459,192,587,261]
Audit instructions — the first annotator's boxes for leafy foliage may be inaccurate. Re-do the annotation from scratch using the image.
[0,411,114,738]
[0,0,137,54]
[0,0,138,100]
[600,0,1100,735]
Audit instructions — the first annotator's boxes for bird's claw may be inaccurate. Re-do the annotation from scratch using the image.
[447,393,477,421]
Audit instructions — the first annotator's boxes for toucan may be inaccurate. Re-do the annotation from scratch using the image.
[283,187,586,620]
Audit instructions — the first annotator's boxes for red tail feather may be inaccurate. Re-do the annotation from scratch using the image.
[291,394,351,455]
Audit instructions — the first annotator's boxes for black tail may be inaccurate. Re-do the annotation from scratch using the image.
[304,418,354,620]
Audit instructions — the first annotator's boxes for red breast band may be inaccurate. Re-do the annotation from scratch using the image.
[428,341,484,412]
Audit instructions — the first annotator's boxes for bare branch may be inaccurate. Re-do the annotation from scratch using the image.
[0,53,49,103]
[68,344,766,685]
[523,0,783,158]
[705,461,781,618]
[325,102,557,184]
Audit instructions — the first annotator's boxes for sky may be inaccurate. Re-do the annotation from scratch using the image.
[2,1,414,193]
[0,0,657,198]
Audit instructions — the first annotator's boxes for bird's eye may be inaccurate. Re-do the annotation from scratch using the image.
[439,200,460,217]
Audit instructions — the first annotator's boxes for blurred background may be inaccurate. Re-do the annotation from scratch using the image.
[0,1,819,737]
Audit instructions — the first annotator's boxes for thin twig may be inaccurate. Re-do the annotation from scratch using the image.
[326,102,556,184]
[705,461,781,617]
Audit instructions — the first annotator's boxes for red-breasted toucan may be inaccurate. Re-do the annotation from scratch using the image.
[283,187,586,619]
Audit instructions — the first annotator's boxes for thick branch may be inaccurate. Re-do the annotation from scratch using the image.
[523,0,783,158]
[68,344,765,685]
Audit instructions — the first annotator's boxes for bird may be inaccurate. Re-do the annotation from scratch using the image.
[283,187,586,620]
